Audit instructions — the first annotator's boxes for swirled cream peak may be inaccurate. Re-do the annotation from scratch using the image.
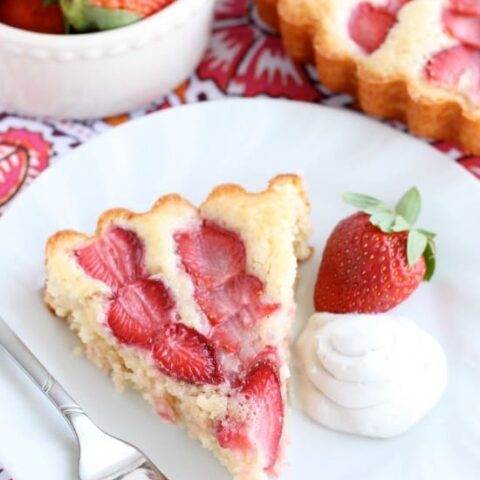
[296,312,447,438]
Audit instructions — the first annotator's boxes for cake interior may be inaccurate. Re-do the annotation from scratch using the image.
[44,175,311,480]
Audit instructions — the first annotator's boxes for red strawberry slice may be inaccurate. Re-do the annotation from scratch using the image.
[76,227,147,291]
[425,46,480,104]
[210,314,251,354]
[153,323,223,385]
[217,361,283,473]
[175,222,246,288]
[444,8,480,49]
[451,0,480,16]
[195,274,278,326]
[107,279,175,346]
[241,361,283,472]
[216,414,251,453]
[0,143,29,206]
[349,3,396,54]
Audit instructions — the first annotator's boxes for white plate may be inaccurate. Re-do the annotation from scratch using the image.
[0,99,479,480]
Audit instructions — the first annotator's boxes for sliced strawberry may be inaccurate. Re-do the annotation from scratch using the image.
[348,3,396,54]
[444,8,480,49]
[75,227,147,291]
[255,346,281,367]
[210,314,249,354]
[216,416,251,452]
[195,274,278,326]
[216,361,283,473]
[153,323,223,385]
[241,361,283,472]
[107,279,174,346]
[425,46,480,104]
[451,0,480,16]
[175,222,246,288]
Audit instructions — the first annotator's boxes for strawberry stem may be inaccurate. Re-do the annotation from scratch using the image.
[423,239,436,281]
[343,187,437,280]
[395,187,421,224]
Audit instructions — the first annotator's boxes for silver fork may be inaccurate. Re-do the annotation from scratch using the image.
[0,316,169,480]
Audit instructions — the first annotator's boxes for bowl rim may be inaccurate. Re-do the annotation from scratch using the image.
[0,0,204,46]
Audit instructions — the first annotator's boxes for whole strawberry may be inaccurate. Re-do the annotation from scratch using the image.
[0,0,65,34]
[59,0,173,32]
[314,187,436,314]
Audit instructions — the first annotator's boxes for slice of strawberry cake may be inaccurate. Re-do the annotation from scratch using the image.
[44,175,311,479]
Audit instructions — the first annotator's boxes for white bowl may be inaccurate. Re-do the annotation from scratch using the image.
[0,0,214,119]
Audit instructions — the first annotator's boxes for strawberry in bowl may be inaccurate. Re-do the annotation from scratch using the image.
[0,0,65,34]
[59,0,175,32]
[314,187,436,314]
[0,0,215,118]
[0,0,176,34]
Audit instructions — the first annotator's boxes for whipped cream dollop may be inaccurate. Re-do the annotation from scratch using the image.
[296,312,447,438]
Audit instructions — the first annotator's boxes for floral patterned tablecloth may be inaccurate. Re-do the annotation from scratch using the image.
[0,0,479,476]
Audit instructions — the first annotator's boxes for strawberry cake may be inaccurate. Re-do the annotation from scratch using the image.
[258,0,480,154]
[44,175,312,479]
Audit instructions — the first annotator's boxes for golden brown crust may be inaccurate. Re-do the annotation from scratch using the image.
[47,176,308,256]
[151,193,194,210]
[357,73,480,152]
[46,196,194,258]
[258,0,480,154]
[257,0,280,29]
[269,173,312,209]
[277,4,313,64]
[205,174,302,200]
[45,230,89,259]
[316,53,358,95]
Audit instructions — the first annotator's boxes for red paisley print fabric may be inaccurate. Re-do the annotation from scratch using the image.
[197,0,320,101]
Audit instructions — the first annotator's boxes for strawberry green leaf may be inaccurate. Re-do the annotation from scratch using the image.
[423,239,436,281]
[407,229,428,266]
[370,212,397,232]
[343,189,437,275]
[86,7,141,31]
[395,187,421,225]
[343,192,385,212]
[43,0,58,6]
[363,204,392,215]
[391,215,410,232]
[417,228,436,239]
[60,1,141,32]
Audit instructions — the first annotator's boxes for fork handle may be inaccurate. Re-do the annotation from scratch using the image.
[0,316,86,428]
